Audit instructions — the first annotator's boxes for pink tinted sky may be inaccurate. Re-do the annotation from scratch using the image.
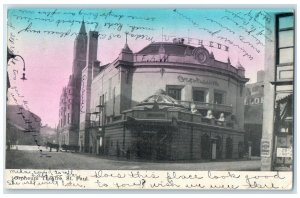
[7,8,285,127]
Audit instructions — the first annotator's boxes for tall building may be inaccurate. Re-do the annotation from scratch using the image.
[262,12,294,171]
[83,38,249,160]
[57,21,88,146]
[244,70,264,156]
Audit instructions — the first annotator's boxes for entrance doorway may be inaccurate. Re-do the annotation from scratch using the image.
[226,137,233,159]
[215,136,223,159]
[137,132,155,159]
[201,134,211,159]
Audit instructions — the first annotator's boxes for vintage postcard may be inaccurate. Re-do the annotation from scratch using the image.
[4,5,295,190]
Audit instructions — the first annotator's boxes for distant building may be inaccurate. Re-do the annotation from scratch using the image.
[81,37,249,160]
[40,126,57,145]
[244,70,265,156]
[6,105,41,146]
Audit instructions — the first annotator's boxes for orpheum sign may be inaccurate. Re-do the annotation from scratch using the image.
[177,75,219,86]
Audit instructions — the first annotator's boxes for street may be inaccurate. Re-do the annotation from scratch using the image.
[6,147,260,170]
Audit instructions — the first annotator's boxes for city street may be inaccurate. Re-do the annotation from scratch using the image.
[6,147,260,170]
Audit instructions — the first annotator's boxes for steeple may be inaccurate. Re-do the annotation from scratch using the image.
[119,32,133,62]
[72,19,88,78]
[121,32,133,53]
[79,19,86,35]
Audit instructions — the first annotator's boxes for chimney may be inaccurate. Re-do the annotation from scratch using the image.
[87,31,99,68]
[257,70,265,82]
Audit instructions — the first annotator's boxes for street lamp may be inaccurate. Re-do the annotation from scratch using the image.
[7,47,27,81]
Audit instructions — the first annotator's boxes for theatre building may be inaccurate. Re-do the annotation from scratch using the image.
[80,38,249,160]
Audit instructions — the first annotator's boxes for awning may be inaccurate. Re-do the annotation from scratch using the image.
[276,93,293,103]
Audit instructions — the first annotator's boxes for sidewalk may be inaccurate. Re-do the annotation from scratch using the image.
[6,149,261,170]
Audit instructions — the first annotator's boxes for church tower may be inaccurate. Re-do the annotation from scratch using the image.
[57,20,88,147]
[72,20,88,83]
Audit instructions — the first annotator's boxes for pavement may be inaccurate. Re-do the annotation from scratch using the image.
[6,147,261,170]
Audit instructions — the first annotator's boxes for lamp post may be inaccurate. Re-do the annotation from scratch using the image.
[7,47,27,81]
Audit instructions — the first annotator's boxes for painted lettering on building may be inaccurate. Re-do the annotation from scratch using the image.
[164,35,229,52]
[244,97,264,105]
[177,75,219,86]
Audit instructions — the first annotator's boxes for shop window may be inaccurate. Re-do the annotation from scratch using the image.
[273,13,294,171]
[166,85,182,100]
[214,91,224,104]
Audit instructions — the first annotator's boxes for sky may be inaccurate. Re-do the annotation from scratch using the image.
[6,7,293,127]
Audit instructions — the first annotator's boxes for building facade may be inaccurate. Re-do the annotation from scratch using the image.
[262,12,294,171]
[57,21,88,147]
[82,38,249,160]
[6,105,41,147]
[244,70,264,156]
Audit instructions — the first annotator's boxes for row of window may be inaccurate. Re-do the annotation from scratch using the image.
[60,113,72,127]
[166,86,225,104]
[274,13,294,135]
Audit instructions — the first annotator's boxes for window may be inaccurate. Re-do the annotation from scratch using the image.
[108,78,112,99]
[193,89,206,102]
[67,113,70,124]
[166,86,182,100]
[273,13,294,171]
[113,87,116,115]
[99,95,103,106]
[214,92,224,104]
[276,13,294,65]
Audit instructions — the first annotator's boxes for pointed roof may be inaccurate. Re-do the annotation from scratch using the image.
[236,60,245,70]
[121,43,133,53]
[227,57,231,64]
[210,51,215,59]
[120,32,133,53]
[79,20,86,34]
[158,44,165,54]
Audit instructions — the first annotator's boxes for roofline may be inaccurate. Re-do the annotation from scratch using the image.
[136,41,196,54]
